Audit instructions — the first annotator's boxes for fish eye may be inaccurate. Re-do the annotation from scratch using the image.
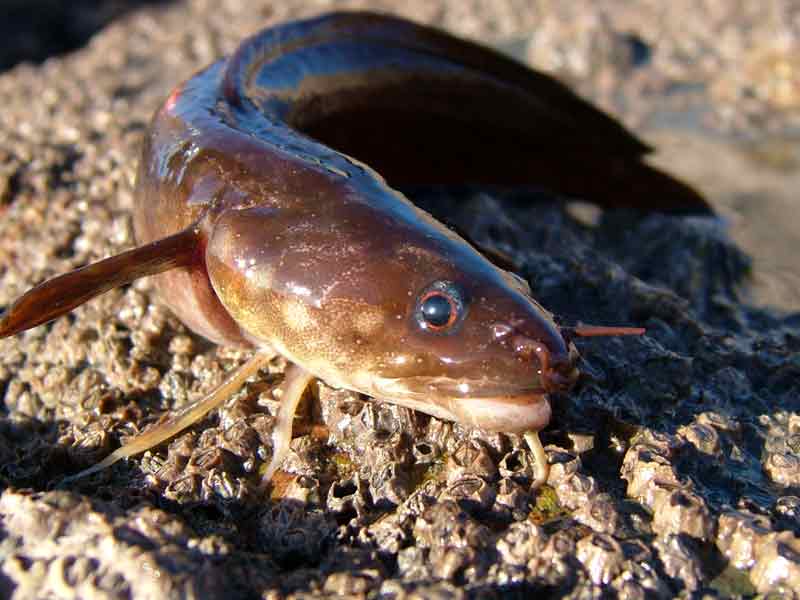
[415,281,466,333]
[422,294,453,327]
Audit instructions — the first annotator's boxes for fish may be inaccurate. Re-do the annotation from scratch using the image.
[1,12,703,491]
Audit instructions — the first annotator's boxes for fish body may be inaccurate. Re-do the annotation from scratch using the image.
[135,14,582,434]
[0,13,686,484]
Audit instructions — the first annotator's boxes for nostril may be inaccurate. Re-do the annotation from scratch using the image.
[511,333,552,368]
[545,366,579,393]
[544,358,579,393]
[509,334,579,393]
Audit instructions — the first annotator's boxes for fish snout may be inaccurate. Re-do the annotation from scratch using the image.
[542,343,580,393]
[510,333,579,394]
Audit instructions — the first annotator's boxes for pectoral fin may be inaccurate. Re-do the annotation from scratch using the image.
[260,364,316,490]
[0,225,200,338]
[65,351,271,482]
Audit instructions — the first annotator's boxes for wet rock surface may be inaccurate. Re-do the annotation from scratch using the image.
[1,1,799,598]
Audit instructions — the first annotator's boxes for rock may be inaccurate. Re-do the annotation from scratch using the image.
[0,1,798,598]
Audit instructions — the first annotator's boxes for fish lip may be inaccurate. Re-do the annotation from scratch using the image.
[369,376,551,434]
[543,364,579,393]
[374,375,547,401]
[541,341,580,393]
[444,391,551,434]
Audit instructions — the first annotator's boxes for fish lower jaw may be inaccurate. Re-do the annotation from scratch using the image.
[445,393,551,434]
[366,376,551,434]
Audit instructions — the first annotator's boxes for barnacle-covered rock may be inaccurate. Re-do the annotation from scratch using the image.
[326,476,370,522]
[322,569,381,597]
[573,494,622,534]
[717,509,773,569]
[653,533,704,593]
[576,533,625,585]
[554,471,600,512]
[677,421,722,457]
[750,531,800,594]
[493,477,530,519]
[762,411,800,487]
[370,461,412,508]
[497,448,536,481]
[256,501,334,565]
[441,474,496,512]
[544,448,603,512]
[621,431,684,508]
[495,520,546,567]
[0,490,278,597]
[359,511,411,556]
[775,496,800,533]
[445,439,498,482]
[652,490,715,541]
[413,500,489,551]
[317,386,366,449]
[546,448,582,484]
[282,474,321,505]
[611,540,672,599]
[396,545,432,581]
[378,580,466,600]
[1,2,799,599]
[412,500,492,581]
[412,440,440,465]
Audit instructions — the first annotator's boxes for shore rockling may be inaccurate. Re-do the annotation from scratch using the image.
[1,1,799,598]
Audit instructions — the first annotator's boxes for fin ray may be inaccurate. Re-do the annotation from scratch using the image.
[0,226,200,338]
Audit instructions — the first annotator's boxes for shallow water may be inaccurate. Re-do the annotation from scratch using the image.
[498,34,800,315]
[646,127,800,314]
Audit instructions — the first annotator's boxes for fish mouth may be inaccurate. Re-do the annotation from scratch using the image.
[369,377,551,434]
[443,391,551,434]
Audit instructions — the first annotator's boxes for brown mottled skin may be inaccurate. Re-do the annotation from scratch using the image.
[1,12,693,473]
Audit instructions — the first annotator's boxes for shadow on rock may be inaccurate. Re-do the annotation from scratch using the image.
[1,0,175,72]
